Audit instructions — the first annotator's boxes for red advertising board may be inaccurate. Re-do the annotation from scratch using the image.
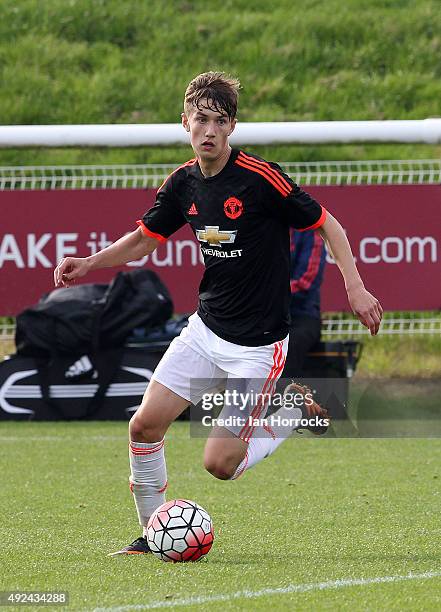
[0,185,440,316]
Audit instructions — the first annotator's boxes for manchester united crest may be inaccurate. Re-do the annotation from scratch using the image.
[224,197,243,220]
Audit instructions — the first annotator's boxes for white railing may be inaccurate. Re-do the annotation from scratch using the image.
[1,315,440,341]
[0,159,440,190]
[0,323,15,341]
[321,316,441,337]
[282,159,441,186]
[0,164,172,190]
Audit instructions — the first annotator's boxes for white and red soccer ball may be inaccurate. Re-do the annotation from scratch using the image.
[147,499,214,562]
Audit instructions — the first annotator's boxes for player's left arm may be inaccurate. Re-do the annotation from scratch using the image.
[318,211,383,336]
[258,163,382,335]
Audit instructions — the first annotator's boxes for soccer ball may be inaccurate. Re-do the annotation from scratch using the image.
[146,499,214,562]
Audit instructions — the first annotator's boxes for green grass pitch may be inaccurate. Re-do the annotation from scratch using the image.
[0,422,440,611]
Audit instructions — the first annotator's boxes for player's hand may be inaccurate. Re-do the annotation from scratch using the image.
[347,285,383,336]
[54,257,91,288]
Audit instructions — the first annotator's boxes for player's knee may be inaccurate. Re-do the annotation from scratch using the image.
[129,413,164,443]
[204,456,239,480]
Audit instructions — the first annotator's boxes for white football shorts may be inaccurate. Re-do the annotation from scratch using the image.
[151,313,288,441]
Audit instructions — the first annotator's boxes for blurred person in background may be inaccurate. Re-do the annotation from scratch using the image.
[283,228,326,377]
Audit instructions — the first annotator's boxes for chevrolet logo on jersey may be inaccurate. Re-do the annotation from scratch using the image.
[196,226,237,246]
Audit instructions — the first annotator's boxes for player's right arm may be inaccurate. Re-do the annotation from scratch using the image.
[53,227,159,288]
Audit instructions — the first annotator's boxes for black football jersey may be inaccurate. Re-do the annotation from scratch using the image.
[139,148,326,346]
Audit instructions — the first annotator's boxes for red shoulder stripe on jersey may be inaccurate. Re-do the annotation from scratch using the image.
[158,158,197,191]
[297,206,327,232]
[238,151,292,192]
[237,153,291,195]
[136,220,167,243]
[235,158,291,197]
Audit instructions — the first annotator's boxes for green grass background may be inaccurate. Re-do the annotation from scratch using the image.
[1,0,441,165]
[0,421,440,611]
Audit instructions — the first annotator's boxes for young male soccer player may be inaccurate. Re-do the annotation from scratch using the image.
[54,72,383,555]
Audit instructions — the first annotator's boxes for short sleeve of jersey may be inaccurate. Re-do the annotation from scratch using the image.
[139,174,187,241]
[260,162,327,231]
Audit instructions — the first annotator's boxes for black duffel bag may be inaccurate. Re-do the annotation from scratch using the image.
[12,269,173,419]
[16,269,173,358]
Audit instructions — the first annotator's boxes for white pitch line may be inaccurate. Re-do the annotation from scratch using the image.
[93,570,441,611]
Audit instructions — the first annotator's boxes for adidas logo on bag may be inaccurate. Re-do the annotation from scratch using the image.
[65,355,97,379]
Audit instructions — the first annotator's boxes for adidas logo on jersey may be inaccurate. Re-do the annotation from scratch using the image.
[188,203,198,215]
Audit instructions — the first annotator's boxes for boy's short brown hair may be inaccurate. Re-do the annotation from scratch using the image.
[184,71,241,119]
